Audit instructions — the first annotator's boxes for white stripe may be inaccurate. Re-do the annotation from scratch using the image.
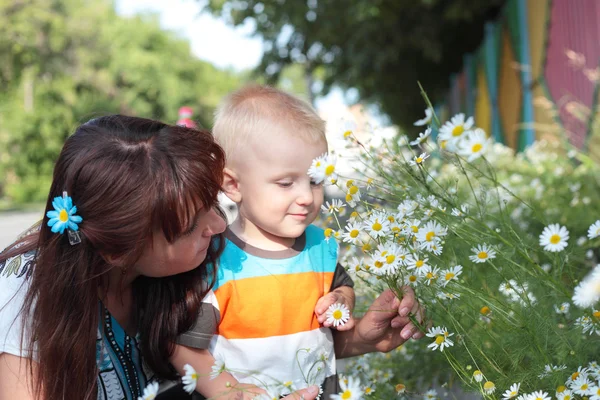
[209,328,336,390]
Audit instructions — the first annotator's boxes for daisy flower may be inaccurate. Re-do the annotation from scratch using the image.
[404,219,422,236]
[527,390,551,400]
[330,375,362,400]
[423,265,440,286]
[469,244,497,263]
[182,364,198,394]
[483,381,496,395]
[423,388,438,399]
[441,265,462,287]
[414,107,433,126]
[502,383,521,399]
[325,303,350,327]
[570,376,594,396]
[426,326,454,351]
[395,383,406,394]
[451,204,469,217]
[589,220,600,239]
[46,192,83,234]
[438,113,474,151]
[210,358,227,379]
[416,221,447,244]
[340,120,357,140]
[404,273,420,287]
[458,128,490,161]
[373,244,404,274]
[397,199,419,216]
[364,385,375,396]
[410,127,432,146]
[341,222,363,245]
[138,382,159,400]
[409,152,430,167]
[554,302,570,314]
[556,389,574,400]
[345,185,362,207]
[307,153,337,185]
[589,387,600,400]
[364,212,391,239]
[321,199,345,214]
[472,370,483,382]
[405,254,430,276]
[539,224,569,252]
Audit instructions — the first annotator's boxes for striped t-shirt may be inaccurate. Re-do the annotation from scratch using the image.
[178,224,354,397]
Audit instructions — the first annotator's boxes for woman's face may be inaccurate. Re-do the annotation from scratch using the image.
[134,207,226,277]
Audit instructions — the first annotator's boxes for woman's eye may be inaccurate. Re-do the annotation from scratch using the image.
[183,221,199,236]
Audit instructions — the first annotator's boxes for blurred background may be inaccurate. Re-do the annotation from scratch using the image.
[1,0,599,249]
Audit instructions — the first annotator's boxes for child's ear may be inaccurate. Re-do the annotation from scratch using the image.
[222,167,242,203]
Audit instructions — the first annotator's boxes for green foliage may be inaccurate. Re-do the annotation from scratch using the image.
[204,0,506,130]
[0,0,243,204]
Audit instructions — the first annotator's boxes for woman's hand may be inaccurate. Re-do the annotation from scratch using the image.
[334,286,427,358]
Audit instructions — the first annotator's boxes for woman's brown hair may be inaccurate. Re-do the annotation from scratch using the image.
[0,115,226,399]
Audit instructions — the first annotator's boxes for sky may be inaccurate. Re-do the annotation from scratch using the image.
[114,0,350,114]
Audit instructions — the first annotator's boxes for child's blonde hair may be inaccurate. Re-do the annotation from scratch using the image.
[213,85,326,166]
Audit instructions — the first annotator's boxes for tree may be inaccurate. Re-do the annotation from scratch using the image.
[0,0,243,203]
[204,0,505,130]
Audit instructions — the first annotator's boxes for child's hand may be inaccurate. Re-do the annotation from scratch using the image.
[314,289,355,331]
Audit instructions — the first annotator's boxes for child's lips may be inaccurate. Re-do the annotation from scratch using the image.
[290,213,309,219]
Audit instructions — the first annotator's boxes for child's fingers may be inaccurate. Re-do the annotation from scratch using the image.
[314,293,337,315]
[333,316,356,331]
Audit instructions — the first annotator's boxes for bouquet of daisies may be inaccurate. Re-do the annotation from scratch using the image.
[308,105,600,400]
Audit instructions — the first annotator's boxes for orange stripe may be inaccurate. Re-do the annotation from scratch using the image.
[215,271,334,339]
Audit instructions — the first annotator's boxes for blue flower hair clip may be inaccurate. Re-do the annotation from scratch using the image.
[46,191,83,245]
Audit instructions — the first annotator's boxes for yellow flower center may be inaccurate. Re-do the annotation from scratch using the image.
[426,272,434,280]
[564,396,571,400]
[346,194,353,202]
[480,306,490,315]
[332,310,343,320]
[477,251,488,259]
[325,165,335,176]
[572,372,580,380]
[350,229,359,238]
[409,275,417,282]
[594,310,600,318]
[411,225,419,233]
[445,272,455,281]
[395,384,405,393]
[192,373,198,379]
[59,209,69,222]
[374,261,384,269]
[341,390,352,399]
[343,130,352,138]
[362,243,372,252]
[441,140,447,149]
[471,143,483,153]
[556,386,566,393]
[581,383,589,390]
[550,234,561,244]
[387,216,395,223]
[350,211,359,219]
[355,265,360,271]
[324,228,333,238]
[386,255,396,264]
[315,161,321,167]
[381,251,388,256]
[415,260,424,268]
[416,157,423,163]
[372,221,382,231]
[483,381,495,391]
[349,186,359,195]
[452,125,465,137]
[365,388,372,394]
[425,231,435,241]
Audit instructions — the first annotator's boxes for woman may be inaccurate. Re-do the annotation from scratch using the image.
[0,115,424,400]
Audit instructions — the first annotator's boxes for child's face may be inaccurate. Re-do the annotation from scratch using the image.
[235,133,327,244]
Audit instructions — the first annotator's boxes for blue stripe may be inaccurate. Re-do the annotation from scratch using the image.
[214,225,338,290]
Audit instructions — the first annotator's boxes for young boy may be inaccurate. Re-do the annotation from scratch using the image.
[173,85,356,399]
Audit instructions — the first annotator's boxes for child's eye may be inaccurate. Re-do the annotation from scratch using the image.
[277,182,293,188]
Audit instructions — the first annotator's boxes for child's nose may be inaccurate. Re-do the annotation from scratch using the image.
[296,186,314,206]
